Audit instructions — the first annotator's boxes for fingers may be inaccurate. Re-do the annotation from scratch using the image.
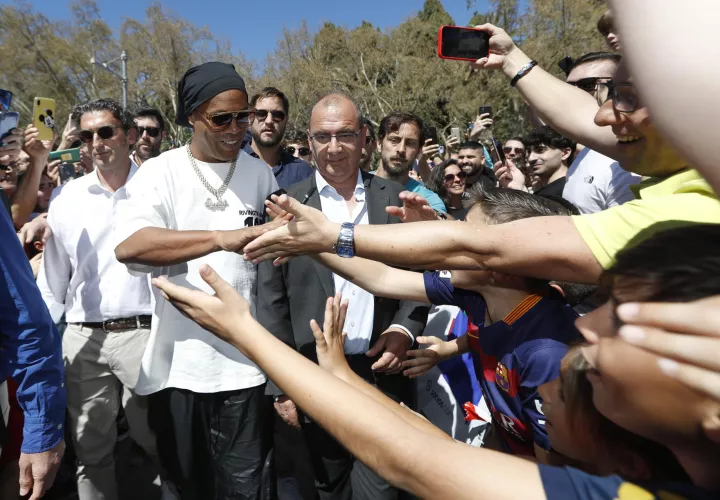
[657,358,720,401]
[272,256,291,266]
[29,476,46,500]
[310,318,326,347]
[18,457,32,496]
[365,336,386,357]
[616,298,720,336]
[402,361,433,378]
[198,264,235,299]
[416,336,441,346]
[372,351,397,371]
[323,296,335,340]
[619,324,720,371]
[385,206,404,218]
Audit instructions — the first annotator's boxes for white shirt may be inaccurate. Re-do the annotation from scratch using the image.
[563,148,641,214]
[38,161,153,324]
[113,147,279,395]
[316,170,412,354]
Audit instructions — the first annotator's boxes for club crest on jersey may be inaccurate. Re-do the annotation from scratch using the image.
[495,362,510,392]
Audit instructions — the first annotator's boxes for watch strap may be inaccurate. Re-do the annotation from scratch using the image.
[510,60,538,87]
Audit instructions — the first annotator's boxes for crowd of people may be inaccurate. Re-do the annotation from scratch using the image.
[1,2,719,500]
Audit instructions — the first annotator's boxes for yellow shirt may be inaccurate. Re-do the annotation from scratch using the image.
[573,169,720,269]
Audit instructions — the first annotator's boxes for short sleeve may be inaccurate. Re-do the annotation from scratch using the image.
[539,465,625,500]
[519,344,569,450]
[423,271,457,306]
[572,191,720,269]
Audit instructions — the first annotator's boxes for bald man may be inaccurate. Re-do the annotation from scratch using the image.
[256,93,429,500]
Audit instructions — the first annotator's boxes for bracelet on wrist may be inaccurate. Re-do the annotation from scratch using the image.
[510,60,538,87]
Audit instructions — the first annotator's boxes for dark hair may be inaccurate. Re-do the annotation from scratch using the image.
[71,98,135,131]
[570,52,621,73]
[134,107,166,131]
[603,224,720,304]
[250,87,289,114]
[427,159,461,207]
[462,185,574,223]
[283,129,308,146]
[364,118,377,142]
[458,140,484,152]
[562,346,691,483]
[597,9,614,37]
[505,136,526,148]
[378,111,424,143]
[525,125,577,164]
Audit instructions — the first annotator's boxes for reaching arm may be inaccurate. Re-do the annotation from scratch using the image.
[152,267,546,500]
[313,253,429,303]
[115,218,288,267]
[12,125,55,227]
[473,24,619,160]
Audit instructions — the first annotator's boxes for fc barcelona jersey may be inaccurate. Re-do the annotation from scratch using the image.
[423,271,582,456]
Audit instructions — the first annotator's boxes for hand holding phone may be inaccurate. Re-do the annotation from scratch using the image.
[478,106,493,119]
[437,26,490,62]
[451,127,463,143]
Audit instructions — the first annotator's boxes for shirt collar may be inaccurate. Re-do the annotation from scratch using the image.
[87,159,138,194]
[315,169,365,200]
[631,168,715,199]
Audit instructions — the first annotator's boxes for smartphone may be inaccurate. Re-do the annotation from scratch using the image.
[451,127,462,143]
[0,112,19,142]
[48,147,81,163]
[33,97,56,141]
[437,26,490,62]
[490,137,506,165]
[59,163,77,184]
[0,89,12,112]
[426,126,438,144]
[479,105,493,118]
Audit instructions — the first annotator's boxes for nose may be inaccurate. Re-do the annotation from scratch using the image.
[528,152,539,164]
[327,136,343,155]
[263,112,275,124]
[594,99,624,128]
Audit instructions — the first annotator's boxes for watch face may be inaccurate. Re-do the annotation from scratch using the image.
[337,245,354,258]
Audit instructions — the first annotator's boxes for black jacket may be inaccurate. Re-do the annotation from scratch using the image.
[256,171,429,399]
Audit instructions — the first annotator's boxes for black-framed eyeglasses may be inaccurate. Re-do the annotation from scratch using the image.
[444,171,467,183]
[286,146,311,156]
[309,131,361,147]
[79,125,120,144]
[568,77,611,94]
[202,109,253,129]
[137,126,161,138]
[597,81,640,113]
[254,109,286,122]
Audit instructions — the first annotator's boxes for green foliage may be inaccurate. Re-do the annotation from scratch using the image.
[0,0,608,145]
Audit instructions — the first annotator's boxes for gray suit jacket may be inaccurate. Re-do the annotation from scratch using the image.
[257,171,429,398]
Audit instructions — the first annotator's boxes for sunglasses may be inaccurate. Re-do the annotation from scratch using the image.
[254,109,286,122]
[503,146,525,155]
[202,109,253,129]
[137,126,161,138]
[286,146,311,156]
[568,77,611,94]
[79,125,120,144]
[444,171,467,183]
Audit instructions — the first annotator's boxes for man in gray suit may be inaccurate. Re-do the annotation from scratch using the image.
[257,93,428,500]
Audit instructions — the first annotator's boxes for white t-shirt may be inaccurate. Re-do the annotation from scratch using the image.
[113,147,278,395]
[563,148,641,214]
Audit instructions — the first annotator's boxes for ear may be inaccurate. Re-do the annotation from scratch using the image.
[561,147,573,163]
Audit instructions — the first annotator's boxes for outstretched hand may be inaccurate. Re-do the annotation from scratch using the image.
[615,296,720,404]
[386,191,441,223]
[152,265,253,348]
[311,293,350,377]
[402,336,455,378]
[244,194,337,264]
[494,159,527,191]
[470,24,518,71]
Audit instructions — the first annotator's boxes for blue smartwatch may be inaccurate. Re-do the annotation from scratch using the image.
[333,222,355,258]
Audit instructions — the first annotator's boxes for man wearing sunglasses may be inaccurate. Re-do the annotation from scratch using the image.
[242,40,720,305]
[245,87,313,189]
[131,108,166,167]
[563,52,640,214]
[284,129,313,163]
[114,62,283,500]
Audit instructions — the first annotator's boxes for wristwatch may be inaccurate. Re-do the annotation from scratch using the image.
[333,222,356,258]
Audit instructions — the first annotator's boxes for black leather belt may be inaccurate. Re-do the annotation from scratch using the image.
[76,315,152,332]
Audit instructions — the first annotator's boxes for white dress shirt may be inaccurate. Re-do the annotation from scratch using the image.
[38,160,153,324]
[316,170,412,354]
[113,148,278,394]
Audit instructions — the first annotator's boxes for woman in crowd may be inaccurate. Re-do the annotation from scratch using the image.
[427,159,468,220]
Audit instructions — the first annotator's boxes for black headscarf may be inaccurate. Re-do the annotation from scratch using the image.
[175,62,247,126]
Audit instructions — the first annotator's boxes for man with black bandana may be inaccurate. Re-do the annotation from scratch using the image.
[113,62,284,500]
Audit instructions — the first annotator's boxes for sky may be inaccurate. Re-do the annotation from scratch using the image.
[8,0,499,67]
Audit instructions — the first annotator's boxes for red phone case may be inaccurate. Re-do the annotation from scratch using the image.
[437,26,488,62]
